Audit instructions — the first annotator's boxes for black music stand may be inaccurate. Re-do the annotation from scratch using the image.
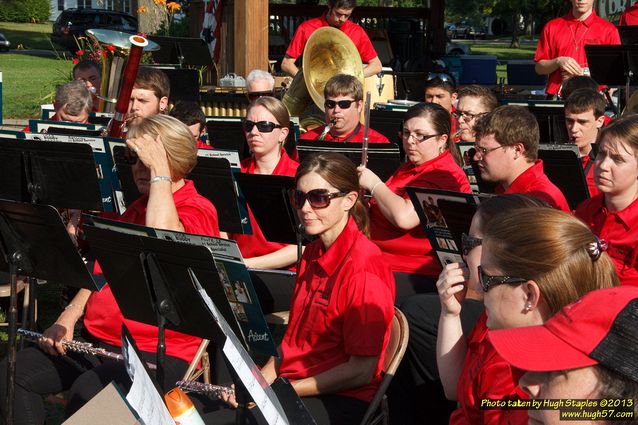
[618,25,638,45]
[111,145,142,207]
[0,200,99,425]
[47,127,104,137]
[539,145,589,210]
[296,141,402,182]
[206,120,249,159]
[249,269,296,314]
[160,68,200,103]
[148,36,214,67]
[370,109,405,147]
[190,156,246,234]
[83,224,237,389]
[585,44,638,109]
[528,103,568,144]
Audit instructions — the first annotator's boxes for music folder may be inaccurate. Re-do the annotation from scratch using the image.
[538,144,589,210]
[296,140,401,182]
[234,173,301,245]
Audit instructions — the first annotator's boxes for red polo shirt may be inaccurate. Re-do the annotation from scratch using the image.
[535,10,620,95]
[575,194,638,286]
[279,216,395,402]
[495,160,570,212]
[582,154,599,197]
[620,2,638,25]
[450,313,529,425]
[231,151,299,264]
[286,15,377,63]
[370,150,471,278]
[300,124,389,143]
[197,139,212,149]
[84,180,220,362]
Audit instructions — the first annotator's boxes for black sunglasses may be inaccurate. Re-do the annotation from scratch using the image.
[426,72,456,87]
[289,189,347,209]
[324,99,356,110]
[246,90,274,101]
[461,233,482,256]
[243,120,283,133]
[478,265,527,292]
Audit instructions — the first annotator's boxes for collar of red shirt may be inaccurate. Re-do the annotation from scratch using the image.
[313,215,360,275]
[244,149,292,174]
[505,159,545,192]
[396,149,455,177]
[597,194,638,230]
[565,9,598,27]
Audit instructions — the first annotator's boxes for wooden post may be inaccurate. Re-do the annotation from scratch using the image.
[233,0,269,78]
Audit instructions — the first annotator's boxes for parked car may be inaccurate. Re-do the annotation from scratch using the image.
[447,22,486,40]
[51,9,138,53]
[446,40,471,56]
[0,33,10,52]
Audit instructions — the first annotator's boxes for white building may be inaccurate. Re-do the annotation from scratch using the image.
[50,0,135,21]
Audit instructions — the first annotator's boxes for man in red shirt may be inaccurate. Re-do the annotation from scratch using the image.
[620,2,638,25]
[564,88,606,197]
[424,73,458,138]
[473,105,571,211]
[301,74,389,143]
[169,100,211,149]
[534,0,620,97]
[281,0,382,78]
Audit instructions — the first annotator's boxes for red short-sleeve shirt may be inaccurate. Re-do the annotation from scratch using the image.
[278,217,395,402]
[495,160,571,212]
[83,180,220,362]
[582,154,599,198]
[369,150,472,278]
[534,10,620,95]
[231,151,299,262]
[575,194,638,286]
[300,125,389,143]
[450,313,529,425]
[285,15,377,63]
[620,2,638,25]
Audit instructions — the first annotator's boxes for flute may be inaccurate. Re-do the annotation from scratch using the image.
[18,328,156,369]
[361,91,372,167]
[176,380,235,399]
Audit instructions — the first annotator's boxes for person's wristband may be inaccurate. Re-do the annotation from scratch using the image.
[150,175,172,184]
[64,303,83,313]
[370,181,384,197]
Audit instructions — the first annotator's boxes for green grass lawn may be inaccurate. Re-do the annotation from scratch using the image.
[1,54,73,119]
[0,22,57,51]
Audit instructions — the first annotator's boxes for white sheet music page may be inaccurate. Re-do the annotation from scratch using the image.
[192,271,289,425]
[122,336,176,425]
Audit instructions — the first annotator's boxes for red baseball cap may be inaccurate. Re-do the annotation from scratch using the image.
[488,286,638,382]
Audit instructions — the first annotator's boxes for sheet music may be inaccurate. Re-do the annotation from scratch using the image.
[197,148,241,168]
[122,336,175,425]
[193,274,289,425]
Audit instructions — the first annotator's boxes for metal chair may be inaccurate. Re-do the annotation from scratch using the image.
[359,307,410,425]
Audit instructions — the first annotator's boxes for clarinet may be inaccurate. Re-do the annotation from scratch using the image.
[18,328,156,369]
[176,380,234,399]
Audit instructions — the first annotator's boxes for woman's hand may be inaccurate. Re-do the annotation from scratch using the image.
[126,134,171,177]
[356,165,383,193]
[38,314,77,356]
[436,262,469,317]
[220,384,238,408]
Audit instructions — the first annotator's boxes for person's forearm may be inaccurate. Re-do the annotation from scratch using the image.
[145,165,184,232]
[372,183,421,230]
[535,58,559,76]
[363,57,382,78]
[436,312,466,400]
[291,355,377,397]
[261,356,279,385]
[244,245,299,270]
[281,57,299,77]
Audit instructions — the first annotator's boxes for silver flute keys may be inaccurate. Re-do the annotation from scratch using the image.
[176,380,235,399]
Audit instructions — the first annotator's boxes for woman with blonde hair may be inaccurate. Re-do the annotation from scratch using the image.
[230,96,299,269]
[437,207,619,425]
[0,115,220,424]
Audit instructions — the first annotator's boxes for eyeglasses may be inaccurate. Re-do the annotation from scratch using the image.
[401,131,441,143]
[324,99,356,110]
[243,120,283,133]
[478,265,527,292]
[289,188,347,209]
[461,233,482,256]
[452,110,488,121]
[426,72,456,87]
[246,90,274,101]
[473,144,505,156]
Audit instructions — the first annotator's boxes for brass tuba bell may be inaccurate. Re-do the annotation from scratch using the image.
[282,26,364,120]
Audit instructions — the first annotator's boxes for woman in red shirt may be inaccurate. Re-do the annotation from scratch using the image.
[0,115,220,424]
[437,208,618,425]
[231,97,299,269]
[575,115,638,286]
[358,103,471,299]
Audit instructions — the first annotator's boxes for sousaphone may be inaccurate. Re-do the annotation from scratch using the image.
[282,26,364,121]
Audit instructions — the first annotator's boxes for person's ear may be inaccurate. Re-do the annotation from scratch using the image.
[595,114,605,129]
[343,190,359,211]
[279,126,289,144]
[159,96,169,112]
[513,142,525,159]
[356,100,363,114]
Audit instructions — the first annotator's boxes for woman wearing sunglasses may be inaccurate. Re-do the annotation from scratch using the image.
[0,115,221,424]
[209,153,395,425]
[230,97,299,270]
[437,207,618,425]
[358,102,471,299]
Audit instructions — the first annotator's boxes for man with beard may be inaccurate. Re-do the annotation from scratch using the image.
[127,67,170,129]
